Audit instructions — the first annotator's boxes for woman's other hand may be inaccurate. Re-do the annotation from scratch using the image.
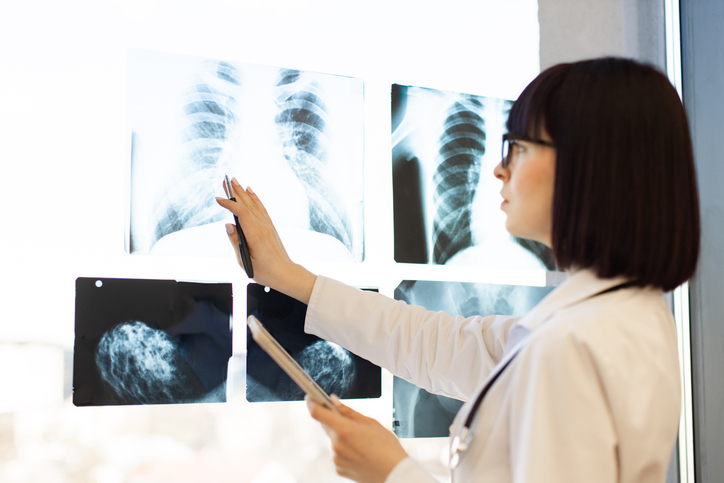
[307,395,409,483]
[215,177,316,304]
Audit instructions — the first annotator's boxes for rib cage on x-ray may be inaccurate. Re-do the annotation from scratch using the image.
[432,97,486,264]
[274,70,353,252]
[127,49,364,260]
[151,61,241,247]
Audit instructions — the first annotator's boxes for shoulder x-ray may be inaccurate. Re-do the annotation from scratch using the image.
[73,277,232,406]
[391,84,556,270]
[392,279,554,438]
[127,49,364,262]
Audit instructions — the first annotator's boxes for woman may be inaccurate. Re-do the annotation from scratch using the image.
[216,57,699,483]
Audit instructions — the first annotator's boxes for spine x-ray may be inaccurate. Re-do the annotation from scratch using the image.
[392,280,554,438]
[246,283,381,402]
[73,277,232,406]
[127,49,364,262]
[391,84,555,270]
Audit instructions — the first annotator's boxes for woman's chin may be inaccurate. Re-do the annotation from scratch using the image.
[503,226,551,248]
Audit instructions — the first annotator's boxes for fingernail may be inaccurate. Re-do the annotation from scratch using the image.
[246,186,255,195]
[215,197,224,203]
[330,394,341,405]
[231,177,240,186]
[226,224,235,235]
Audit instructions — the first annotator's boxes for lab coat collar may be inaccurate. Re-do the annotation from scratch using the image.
[500,269,630,362]
[516,268,631,333]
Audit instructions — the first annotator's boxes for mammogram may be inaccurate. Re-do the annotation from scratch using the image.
[95,321,209,404]
[246,283,380,402]
[73,278,232,407]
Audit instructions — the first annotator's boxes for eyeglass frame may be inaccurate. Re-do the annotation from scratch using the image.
[501,133,556,168]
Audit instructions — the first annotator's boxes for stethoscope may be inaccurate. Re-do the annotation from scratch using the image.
[448,280,636,470]
[449,351,517,469]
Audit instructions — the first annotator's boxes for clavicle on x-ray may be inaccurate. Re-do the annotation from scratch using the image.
[391,84,556,270]
[127,49,364,262]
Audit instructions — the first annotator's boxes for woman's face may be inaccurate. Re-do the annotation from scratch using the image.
[493,131,556,247]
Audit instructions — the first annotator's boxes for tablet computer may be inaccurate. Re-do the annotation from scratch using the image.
[247,315,340,414]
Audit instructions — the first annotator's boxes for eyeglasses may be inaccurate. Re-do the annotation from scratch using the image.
[501,134,556,168]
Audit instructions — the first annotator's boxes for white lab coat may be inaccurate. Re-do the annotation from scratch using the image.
[305,269,681,483]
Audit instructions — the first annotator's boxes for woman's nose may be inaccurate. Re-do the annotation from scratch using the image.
[493,159,507,181]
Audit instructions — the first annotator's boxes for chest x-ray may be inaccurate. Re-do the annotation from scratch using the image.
[73,277,232,406]
[246,283,381,402]
[391,84,555,270]
[127,49,364,262]
[392,279,554,438]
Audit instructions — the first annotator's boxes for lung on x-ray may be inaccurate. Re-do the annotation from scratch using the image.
[391,84,556,270]
[126,49,364,263]
[246,283,381,402]
[392,279,554,438]
[73,277,232,406]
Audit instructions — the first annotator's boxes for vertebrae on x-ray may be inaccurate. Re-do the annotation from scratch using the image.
[150,64,353,254]
[432,96,486,265]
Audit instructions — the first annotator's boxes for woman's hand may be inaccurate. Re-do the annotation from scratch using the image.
[215,178,316,304]
[307,396,408,483]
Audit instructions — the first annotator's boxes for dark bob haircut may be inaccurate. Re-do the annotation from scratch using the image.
[507,57,699,291]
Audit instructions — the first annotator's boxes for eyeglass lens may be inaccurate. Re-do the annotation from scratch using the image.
[502,139,512,168]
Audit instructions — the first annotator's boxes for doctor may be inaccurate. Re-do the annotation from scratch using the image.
[216,57,700,483]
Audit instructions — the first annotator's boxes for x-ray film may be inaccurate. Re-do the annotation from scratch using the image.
[391,84,556,270]
[246,283,381,402]
[127,49,365,262]
[73,278,232,406]
[392,279,554,438]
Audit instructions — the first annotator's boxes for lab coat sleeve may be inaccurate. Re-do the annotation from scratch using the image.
[508,328,617,483]
[305,276,521,401]
[385,458,440,483]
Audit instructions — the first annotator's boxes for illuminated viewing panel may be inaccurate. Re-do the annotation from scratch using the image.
[1,0,542,480]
